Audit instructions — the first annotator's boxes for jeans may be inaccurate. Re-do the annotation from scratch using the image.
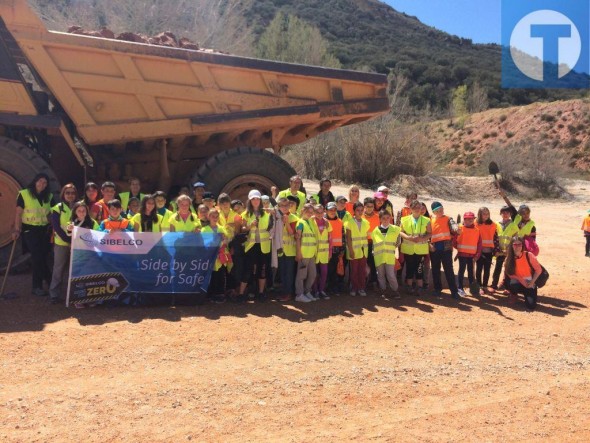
[476,252,493,287]
[279,255,296,296]
[507,279,538,310]
[457,256,475,290]
[430,249,458,294]
[491,255,506,288]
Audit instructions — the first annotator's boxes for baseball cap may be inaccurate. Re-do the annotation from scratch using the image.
[326,202,337,210]
[192,181,205,188]
[374,192,386,199]
[203,192,215,200]
[261,195,270,201]
[463,211,475,219]
[500,205,511,213]
[431,201,443,211]
[377,186,389,193]
[248,189,261,200]
[336,195,347,202]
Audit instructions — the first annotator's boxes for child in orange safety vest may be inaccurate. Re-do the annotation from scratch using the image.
[583,209,590,257]
[453,211,482,297]
[475,207,498,294]
[98,199,134,233]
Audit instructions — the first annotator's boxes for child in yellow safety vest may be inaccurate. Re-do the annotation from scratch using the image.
[370,210,402,299]
[312,204,332,299]
[202,209,232,304]
[475,207,498,294]
[490,205,519,291]
[583,209,590,257]
[294,204,319,302]
[453,212,482,297]
[363,196,380,287]
[346,202,371,296]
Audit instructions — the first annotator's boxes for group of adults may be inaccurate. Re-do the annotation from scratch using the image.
[12,173,546,311]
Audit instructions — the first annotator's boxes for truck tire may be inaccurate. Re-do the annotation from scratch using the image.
[193,147,298,203]
[0,136,60,273]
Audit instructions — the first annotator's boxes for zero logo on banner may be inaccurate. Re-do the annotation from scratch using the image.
[502,0,590,88]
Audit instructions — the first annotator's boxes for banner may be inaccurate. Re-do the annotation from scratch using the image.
[67,228,221,306]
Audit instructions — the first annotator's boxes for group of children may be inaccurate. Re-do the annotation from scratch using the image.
[15,173,560,311]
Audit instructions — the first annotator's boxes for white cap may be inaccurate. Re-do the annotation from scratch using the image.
[377,185,389,192]
[248,189,262,200]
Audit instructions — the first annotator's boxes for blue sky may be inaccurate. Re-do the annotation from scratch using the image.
[384,1,502,44]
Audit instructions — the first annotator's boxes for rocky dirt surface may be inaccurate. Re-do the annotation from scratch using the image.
[1,179,589,442]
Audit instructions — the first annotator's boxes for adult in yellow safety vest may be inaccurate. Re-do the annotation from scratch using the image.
[49,183,78,303]
[370,209,401,298]
[278,175,306,214]
[13,173,55,297]
[346,201,370,296]
[236,190,272,302]
[400,200,431,295]
[119,177,145,212]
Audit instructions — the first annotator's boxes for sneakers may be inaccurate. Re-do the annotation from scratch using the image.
[318,291,330,300]
[416,287,426,296]
[451,292,460,300]
[305,291,318,301]
[295,294,312,303]
[350,291,357,297]
[256,293,268,303]
[432,290,443,298]
[33,288,47,297]
[277,294,292,302]
[457,288,467,297]
[213,294,226,304]
[358,289,367,297]
[392,291,402,299]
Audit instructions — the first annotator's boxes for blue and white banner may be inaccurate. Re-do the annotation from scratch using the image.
[66,228,221,306]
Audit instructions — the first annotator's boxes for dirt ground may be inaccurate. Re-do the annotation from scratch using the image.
[1,178,590,442]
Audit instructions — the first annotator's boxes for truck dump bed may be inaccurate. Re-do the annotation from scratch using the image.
[0,0,389,148]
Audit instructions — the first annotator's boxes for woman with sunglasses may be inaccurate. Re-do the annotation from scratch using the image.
[503,236,543,311]
[48,183,78,303]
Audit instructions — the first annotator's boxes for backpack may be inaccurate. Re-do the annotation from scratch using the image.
[525,252,549,288]
[523,235,539,256]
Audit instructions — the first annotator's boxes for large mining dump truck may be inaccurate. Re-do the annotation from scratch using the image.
[0,0,389,269]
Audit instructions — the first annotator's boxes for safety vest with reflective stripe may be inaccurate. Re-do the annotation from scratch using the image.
[476,221,497,249]
[514,214,535,237]
[201,225,230,271]
[130,213,163,232]
[313,218,332,264]
[363,212,380,241]
[119,192,145,212]
[497,220,519,254]
[457,225,480,255]
[346,218,370,260]
[430,215,451,243]
[19,189,52,226]
[297,218,318,259]
[51,202,72,247]
[400,215,429,255]
[371,225,401,267]
[282,213,299,257]
[327,217,343,247]
[218,208,239,239]
[169,212,201,232]
[278,189,306,214]
[244,212,271,254]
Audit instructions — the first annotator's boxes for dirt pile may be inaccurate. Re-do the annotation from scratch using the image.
[67,26,203,51]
